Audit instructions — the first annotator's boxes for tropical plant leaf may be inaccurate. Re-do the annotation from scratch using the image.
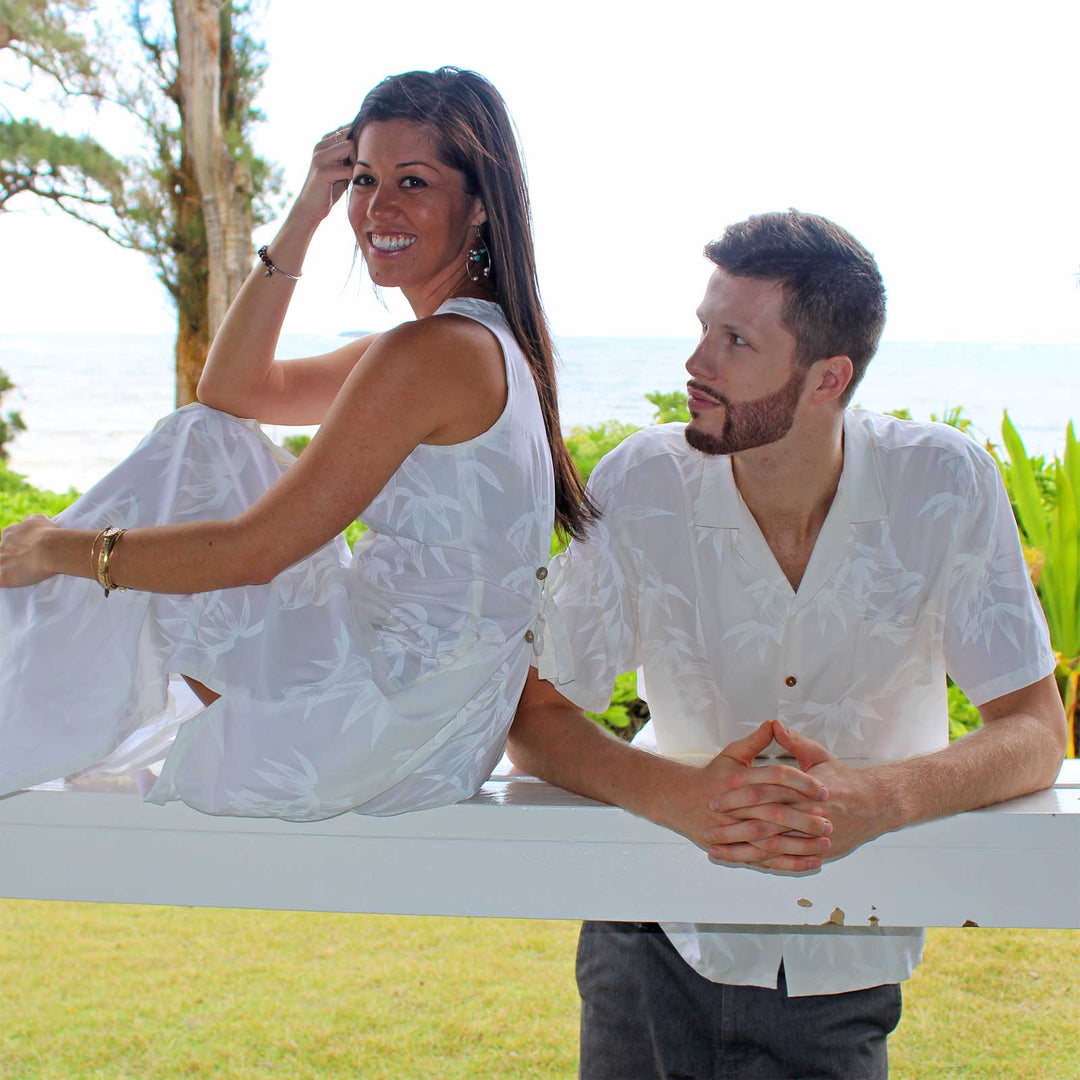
[1064,421,1079,502]
[645,389,690,424]
[1001,412,1049,551]
[1050,460,1079,658]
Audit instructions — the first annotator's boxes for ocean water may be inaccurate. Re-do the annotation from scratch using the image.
[0,332,1076,494]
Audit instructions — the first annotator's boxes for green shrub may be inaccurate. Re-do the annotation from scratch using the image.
[996,415,1079,756]
[948,680,982,741]
[280,433,312,457]
[0,369,27,462]
[343,519,367,546]
[0,464,80,529]
[645,388,690,424]
[586,670,650,741]
[565,419,642,486]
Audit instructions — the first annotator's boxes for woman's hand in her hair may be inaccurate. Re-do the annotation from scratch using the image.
[0,514,57,588]
[290,126,356,228]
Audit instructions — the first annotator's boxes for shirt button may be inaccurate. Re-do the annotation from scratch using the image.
[524,630,536,644]
[785,675,798,687]
[535,566,548,580]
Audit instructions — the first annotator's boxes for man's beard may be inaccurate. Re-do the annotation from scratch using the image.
[684,366,807,456]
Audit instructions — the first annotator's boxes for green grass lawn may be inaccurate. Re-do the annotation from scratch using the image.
[0,903,1076,1079]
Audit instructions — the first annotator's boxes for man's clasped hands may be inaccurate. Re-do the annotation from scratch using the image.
[689,720,891,872]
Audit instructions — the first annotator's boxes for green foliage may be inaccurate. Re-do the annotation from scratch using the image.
[564,419,641,486]
[563,385,690,487]
[211,0,285,230]
[1,1,115,213]
[1000,415,1079,663]
[999,414,1079,755]
[995,420,1062,515]
[947,680,981,741]
[343,519,367,546]
[868,407,1076,752]
[645,388,691,424]
[585,671,649,740]
[563,387,690,490]
[0,368,27,462]
[0,117,128,210]
[280,433,311,457]
[0,462,79,527]
[0,0,104,97]
[1,0,283,402]
[885,404,978,439]
[930,404,976,437]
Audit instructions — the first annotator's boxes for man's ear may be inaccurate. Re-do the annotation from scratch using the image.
[808,355,853,405]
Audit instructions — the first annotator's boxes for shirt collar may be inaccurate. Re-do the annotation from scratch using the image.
[692,409,887,528]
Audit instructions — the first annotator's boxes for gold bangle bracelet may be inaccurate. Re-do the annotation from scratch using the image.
[90,529,105,583]
[96,525,127,598]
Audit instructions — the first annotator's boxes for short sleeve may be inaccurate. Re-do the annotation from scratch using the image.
[535,455,643,713]
[944,455,1056,706]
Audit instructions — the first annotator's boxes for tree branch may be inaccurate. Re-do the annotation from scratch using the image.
[0,0,107,100]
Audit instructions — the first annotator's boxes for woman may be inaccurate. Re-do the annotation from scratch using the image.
[0,67,592,820]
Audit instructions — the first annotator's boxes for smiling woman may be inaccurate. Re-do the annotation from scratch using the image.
[0,68,593,821]
[348,121,484,302]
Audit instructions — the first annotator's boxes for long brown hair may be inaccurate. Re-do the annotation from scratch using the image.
[348,67,596,540]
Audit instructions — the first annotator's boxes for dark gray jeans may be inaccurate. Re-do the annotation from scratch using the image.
[577,921,902,1080]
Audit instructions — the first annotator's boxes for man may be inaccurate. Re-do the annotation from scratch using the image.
[507,210,1066,1079]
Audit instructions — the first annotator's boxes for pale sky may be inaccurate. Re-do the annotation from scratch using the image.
[1,0,1078,344]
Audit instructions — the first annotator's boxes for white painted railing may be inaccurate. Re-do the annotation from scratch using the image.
[1,761,1077,929]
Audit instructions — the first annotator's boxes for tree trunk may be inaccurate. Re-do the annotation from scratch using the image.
[175,305,207,406]
[173,160,209,407]
[163,42,209,410]
[172,0,254,404]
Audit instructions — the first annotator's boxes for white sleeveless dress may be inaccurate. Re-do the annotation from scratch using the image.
[0,298,555,820]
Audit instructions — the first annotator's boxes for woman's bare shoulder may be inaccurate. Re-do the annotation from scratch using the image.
[354,310,506,444]
[366,309,503,378]
[380,309,498,350]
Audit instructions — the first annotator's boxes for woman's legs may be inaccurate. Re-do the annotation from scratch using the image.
[0,405,303,792]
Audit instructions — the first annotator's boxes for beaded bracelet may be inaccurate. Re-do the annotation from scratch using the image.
[256,245,302,281]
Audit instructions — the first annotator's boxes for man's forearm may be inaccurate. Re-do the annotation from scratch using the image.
[505,690,697,833]
[880,679,1066,831]
[508,673,833,870]
[755,676,1067,862]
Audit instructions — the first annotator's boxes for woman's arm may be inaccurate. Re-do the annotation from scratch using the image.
[0,315,507,593]
[195,127,373,426]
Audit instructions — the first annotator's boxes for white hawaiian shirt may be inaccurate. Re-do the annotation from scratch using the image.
[538,409,1055,995]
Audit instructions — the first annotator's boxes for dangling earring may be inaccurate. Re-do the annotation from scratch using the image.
[466,225,492,283]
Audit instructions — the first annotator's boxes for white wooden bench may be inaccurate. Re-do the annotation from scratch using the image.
[2,760,1077,929]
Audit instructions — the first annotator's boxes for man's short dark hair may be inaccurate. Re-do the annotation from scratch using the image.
[705,210,886,404]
